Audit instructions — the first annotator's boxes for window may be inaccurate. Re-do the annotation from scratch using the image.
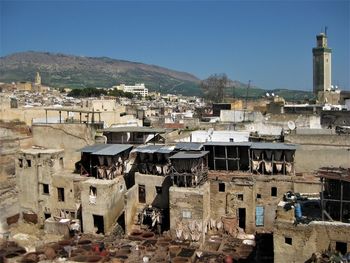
[257,194,262,199]
[155,186,162,194]
[119,184,124,192]
[27,159,31,167]
[219,183,225,192]
[59,157,64,167]
[18,159,23,168]
[229,138,234,142]
[336,242,347,255]
[256,206,264,226]
[285,237,292,245]
[43,184,49,194]
[90,186,97,196]
[271,187,277,197]
[44,213,51,219]
[237,194,244,201]
[182,210,192,219]
[57,188,65,202]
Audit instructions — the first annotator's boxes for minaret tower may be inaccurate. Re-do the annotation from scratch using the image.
[313,29,332,96]
[35,72,41,86]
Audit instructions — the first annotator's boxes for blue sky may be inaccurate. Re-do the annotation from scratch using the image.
[0,0,349,91]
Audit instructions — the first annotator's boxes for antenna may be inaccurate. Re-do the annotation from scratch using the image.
[325,26,328,36]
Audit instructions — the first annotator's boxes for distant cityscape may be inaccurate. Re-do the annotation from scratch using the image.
[0,31,349,263]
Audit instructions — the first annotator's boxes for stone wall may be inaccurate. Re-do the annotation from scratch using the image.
[32,123,97,170]
[81,177,126,234]
[285,134,350,173]
[274,221,350,263]
[124,184,138,234]
[134,173,172,209]
[169,183,210,241]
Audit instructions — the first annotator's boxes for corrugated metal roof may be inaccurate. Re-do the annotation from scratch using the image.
[78,144,108,153]
[91,144,133,156]
[170,151,209,159]
[251,143,297,150]
[79,144,133,155]
[157,146,176,154]
[103,127,166,133]
[131,145,175,154]
[131,145,163,153]
[204,142,252,147]
[175,142,203,151]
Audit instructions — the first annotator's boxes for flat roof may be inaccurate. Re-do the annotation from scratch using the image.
[131,144,175,154]
[175,142,203,151]
[103,127,166,133]
[251,142,297,150]
[170,151,209,159]
[20,148,64,155]
[44,107,99,114]
[79,144,133,156]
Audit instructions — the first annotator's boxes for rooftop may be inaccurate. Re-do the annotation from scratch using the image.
[79,144,133,156]
[102,127,166,133]
[131,144,175,154]
[20,148,64,155]
[169,150,209,159]
[175,142,203,151]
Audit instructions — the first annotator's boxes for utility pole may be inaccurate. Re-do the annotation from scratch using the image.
[243,80,251,122]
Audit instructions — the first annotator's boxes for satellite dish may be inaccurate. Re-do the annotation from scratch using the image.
[266,92,270,97]
[249,126,255,131]
[271,93,275,97]
[287,121,296,130]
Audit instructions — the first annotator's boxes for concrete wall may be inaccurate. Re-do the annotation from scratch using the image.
[81,177,126,234]
[274,221,350,263]
[124,184,138,234]
[32,123,97,170]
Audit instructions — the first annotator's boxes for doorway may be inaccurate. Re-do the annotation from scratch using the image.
[238,208,246,231]
[93,214,104,234]
[139,184,146,203]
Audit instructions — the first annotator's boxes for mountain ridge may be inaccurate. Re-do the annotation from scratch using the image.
[0,51,313,100]
[0,51,201,95]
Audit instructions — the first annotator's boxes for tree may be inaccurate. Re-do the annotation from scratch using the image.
[200,73,228,103]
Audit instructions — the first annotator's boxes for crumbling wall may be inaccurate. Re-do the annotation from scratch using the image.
[169,183,210,241]
[274,221,350,263]
[134,173,172,209]
[225,182,255,234]
[255,177,294,233]
[32,124,96,169]
[16,150,64,218]
[81,177,126,234]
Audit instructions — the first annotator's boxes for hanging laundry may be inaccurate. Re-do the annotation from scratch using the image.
[265,161,273,173]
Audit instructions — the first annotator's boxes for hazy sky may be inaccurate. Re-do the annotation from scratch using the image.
[1,0,349,91]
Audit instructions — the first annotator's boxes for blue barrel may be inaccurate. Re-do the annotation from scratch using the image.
[295,203,302,218]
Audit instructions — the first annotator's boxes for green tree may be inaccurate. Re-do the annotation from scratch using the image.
[200,73,228,103]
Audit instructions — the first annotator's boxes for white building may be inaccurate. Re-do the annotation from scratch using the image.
[113,83,148,97]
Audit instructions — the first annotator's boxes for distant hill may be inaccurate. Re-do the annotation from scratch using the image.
[0,51,201,96]
[0,51,314,100]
